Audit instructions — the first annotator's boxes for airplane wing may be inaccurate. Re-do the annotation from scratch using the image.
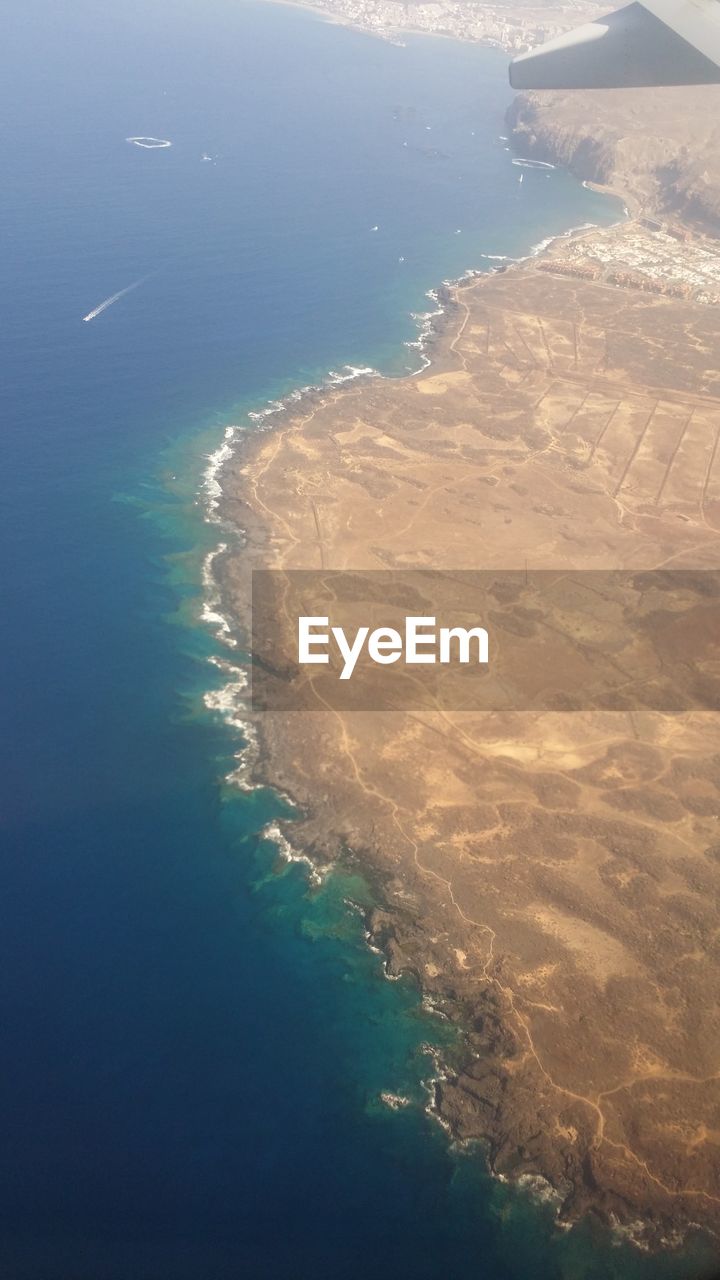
[509,0,720,88]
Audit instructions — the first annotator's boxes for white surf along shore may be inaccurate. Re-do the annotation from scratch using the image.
[196,213,610,797]
[191,208,634,1170]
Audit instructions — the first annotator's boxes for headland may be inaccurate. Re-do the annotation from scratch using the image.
[210,210,720,1254]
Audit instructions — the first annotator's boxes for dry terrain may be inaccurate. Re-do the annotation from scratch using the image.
[216,230,720,1251]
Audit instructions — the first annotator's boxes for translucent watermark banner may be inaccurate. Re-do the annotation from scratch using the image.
[250,569,720,712]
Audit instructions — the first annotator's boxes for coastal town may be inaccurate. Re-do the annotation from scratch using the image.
[276,0,598,51]
[538,219,720,304]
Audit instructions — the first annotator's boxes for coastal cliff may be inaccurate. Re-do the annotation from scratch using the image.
[508,88,720,232]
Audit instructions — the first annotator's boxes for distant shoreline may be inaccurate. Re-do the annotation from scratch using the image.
[255,0,571,54]
[260,0,720,238]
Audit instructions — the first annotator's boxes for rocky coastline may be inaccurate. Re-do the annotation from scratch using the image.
[203,56,720,1260]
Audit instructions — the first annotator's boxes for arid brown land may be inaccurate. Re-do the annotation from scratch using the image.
[216,230,720,1250]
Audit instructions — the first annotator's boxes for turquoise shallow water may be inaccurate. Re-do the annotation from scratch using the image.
[1,1,717,1276]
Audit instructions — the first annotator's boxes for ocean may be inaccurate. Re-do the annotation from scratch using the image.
[0,1,714,1276]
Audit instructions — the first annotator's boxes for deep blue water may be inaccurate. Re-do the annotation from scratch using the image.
[1,3,716,1277]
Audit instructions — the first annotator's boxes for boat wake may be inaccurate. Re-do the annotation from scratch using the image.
[82,275,149,323]
[126,136,172,149]
[511,157,556,170]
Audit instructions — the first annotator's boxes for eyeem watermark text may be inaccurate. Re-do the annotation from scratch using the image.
[298,615,489,680]
[251,569,720,712]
